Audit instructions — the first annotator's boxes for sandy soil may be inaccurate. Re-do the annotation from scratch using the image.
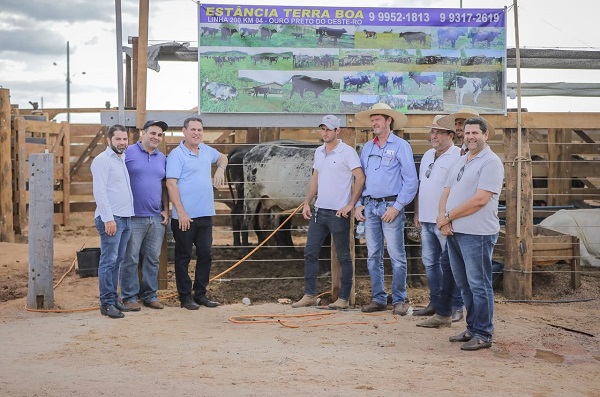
[0,213,599,397]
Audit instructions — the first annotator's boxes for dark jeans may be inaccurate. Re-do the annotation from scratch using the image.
[436,247,464,317]
[303,208,353,300]
[171,216,213,302]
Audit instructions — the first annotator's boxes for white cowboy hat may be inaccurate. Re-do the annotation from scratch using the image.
[354,103,408,129]
[427,115,454,132]
[437,107,496,138]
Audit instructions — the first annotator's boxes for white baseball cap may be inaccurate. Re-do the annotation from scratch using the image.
[319,115,340,130]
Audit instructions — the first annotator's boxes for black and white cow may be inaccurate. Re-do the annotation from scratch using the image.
[226,141,318,247]
[455,76,483,105]
[202,80,238,101]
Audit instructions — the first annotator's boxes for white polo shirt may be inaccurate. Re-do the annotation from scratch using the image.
[418,145,461,223]
[313,140,361,211]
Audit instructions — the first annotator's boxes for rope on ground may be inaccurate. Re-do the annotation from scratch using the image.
[229,310,400,328]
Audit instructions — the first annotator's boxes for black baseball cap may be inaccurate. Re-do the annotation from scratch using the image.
[143,120,168,131]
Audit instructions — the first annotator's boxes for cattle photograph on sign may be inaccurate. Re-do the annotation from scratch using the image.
[199,4,506,114]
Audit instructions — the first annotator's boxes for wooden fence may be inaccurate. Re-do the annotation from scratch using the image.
[10,117,70,234]
[1,109,599,241]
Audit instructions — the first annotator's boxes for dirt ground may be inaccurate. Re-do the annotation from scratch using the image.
[1,212,599,397]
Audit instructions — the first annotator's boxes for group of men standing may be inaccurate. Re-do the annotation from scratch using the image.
[91,117,226,319]
[91,106,503,351]
[292,105,504,351]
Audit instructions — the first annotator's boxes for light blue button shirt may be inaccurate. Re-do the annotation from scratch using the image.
[359,133,418,211]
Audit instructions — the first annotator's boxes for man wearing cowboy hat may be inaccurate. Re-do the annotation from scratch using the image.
[412,115,461,319]
[354,103,418,315]
[436,117,504,351]
[438,108,496,156]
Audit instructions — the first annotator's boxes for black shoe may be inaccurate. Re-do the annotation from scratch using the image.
[180,298,200,310]
[413,304,436,316]
[195,296,220,308]
[100,304,124,319]
[449,330,474,343]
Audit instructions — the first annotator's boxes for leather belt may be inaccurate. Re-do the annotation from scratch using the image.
[369,195,397,203]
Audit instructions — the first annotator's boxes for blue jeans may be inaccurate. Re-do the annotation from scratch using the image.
[171,216,213,302]
[120,216,165,303]
[447,232,498,342]
[421,222,463,311]
[364,200,407,305]
[304,208,353,300]
[95,216,131,306]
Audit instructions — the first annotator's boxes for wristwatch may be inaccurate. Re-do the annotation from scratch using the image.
[444,211,450,221]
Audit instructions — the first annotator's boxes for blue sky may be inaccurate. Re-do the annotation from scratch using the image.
[2,0,600,123]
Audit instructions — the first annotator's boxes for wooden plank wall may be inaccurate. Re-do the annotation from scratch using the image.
[11,117,70,233]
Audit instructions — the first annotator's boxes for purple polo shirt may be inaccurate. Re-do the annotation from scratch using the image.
[125,142,166,216]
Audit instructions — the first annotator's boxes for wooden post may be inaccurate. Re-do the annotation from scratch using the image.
[14,117,27,234]
[258,127,280,142]
[135,0,149,129]
[246,127,259,144]
[571,236,581,289]
[132,37,138,108]
[547,129,571,206]
[27,153,54,309]
[0,89,14,242]
[125,52,133,108]
[502,127,534,300]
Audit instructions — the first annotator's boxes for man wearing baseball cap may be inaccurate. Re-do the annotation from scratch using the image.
[354,104,418,315]
[120,120,170,311]
[292,115,365,309]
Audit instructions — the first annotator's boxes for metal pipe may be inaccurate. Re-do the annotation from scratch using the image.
[115,0,125,125]
[66,41,70,123]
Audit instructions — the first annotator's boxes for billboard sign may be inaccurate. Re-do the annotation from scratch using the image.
[198,4,506,115]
